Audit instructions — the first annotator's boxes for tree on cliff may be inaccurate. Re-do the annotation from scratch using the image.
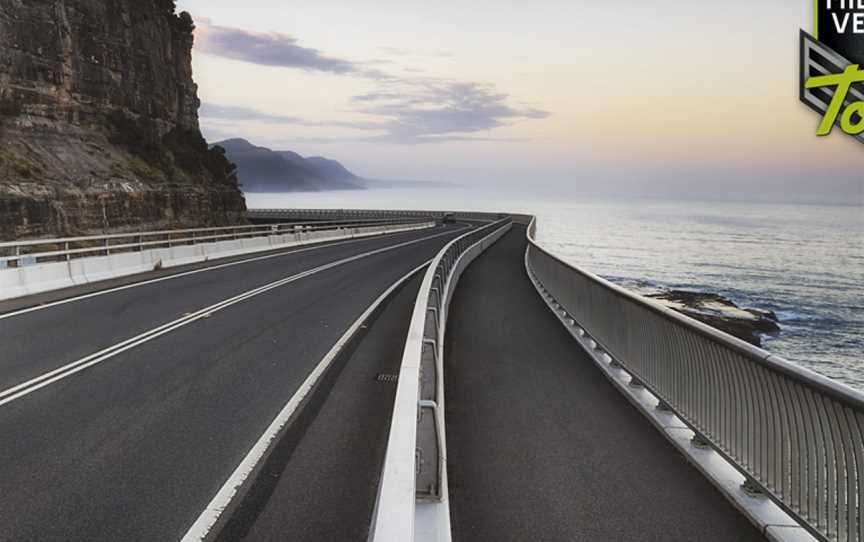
[154,0,194,33]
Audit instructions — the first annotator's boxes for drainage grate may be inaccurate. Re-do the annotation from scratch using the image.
[376,373,398,383]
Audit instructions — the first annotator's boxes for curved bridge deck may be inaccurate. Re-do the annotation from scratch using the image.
[444,225,765,541]
[0,216,808,541]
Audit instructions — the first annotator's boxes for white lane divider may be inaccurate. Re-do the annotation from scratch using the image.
[0,224,442,322]
[181,261,431,542]
[0,228,463,409]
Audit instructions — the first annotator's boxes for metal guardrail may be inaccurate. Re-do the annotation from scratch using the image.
[248,208,507,223]
[525,217,864,542]
[0,218,424,267]
[370,217,513,542]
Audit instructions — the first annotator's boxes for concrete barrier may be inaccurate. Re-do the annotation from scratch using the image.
[369,218,513,542]
[0,221,434,302]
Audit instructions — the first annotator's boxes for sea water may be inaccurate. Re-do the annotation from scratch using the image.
[248,188,864,390]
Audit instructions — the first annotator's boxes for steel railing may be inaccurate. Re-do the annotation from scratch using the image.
[0,218,426,267]
[248,208,507,223]
[525,217,864,542]
[370,216,512,542]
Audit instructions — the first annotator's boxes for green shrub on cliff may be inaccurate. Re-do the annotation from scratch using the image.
[177,12,195,34]
[0,151,42,179]
[163,128,239,187]
[0,98,21,118]
[106,110,239,189]
[154,0,194,34]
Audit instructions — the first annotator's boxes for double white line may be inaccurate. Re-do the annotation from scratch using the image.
[0,225,439,322]
[0,227,463,408]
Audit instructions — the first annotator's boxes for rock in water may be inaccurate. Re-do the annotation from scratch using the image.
[647,290,781,347]
[0,0,246,240]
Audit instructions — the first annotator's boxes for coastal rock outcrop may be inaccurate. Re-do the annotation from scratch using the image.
[0,0,246,240]
[648,290,780,346]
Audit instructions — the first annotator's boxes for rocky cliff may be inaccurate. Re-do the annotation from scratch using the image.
[0,0,246,240]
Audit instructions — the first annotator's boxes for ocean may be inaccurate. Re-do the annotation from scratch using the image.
[247,188,864,391]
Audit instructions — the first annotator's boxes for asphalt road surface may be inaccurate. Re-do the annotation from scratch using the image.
[0,224,465,542]
[444,225,767,542]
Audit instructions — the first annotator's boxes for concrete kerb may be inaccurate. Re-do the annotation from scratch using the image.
[369,219,512,542]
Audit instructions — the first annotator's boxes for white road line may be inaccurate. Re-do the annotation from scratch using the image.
[0,225,444,322]
[0,228,463,408]
[180,260,430,542]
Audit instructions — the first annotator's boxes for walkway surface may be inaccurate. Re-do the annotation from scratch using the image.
[0,225,462,542]
[225,274,420,542]
[444,225,766,541]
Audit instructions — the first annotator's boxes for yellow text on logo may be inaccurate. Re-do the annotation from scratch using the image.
[805,64,864,135]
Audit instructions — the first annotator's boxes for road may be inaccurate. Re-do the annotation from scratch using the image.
[0,224,465,542]
[444,225,766,542]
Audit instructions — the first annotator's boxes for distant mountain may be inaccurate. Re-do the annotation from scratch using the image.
[303,156,362,183]
[213,138,363,193]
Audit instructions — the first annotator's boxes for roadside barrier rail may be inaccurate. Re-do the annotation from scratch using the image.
[248,208,507,223]
[370,217,512,542]
[525,217,864,542]
[0,218,424,267]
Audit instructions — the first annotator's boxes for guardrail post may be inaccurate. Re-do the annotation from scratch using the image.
[741,478,765,498]
[104,238,110,256]
[690,433,712,449]
[65,242,70,262]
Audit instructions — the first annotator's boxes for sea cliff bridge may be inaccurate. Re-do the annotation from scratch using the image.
[0,209,860,542]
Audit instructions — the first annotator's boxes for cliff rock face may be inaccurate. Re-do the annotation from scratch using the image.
[0,0,246,240]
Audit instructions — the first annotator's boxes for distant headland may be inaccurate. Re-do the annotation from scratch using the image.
[215,137,452,194]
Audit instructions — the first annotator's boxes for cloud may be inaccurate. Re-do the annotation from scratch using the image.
[195,20,357,74]
[348,80,549,144]
[199,103,301,124]
[198,81,549,145]
[190,21,549,144]
[377,47,455,59]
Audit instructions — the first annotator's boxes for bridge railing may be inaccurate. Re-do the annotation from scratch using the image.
[370,216,512,542]
[525,217,864,542]
[0,218,422,267]
[248,208,507,223]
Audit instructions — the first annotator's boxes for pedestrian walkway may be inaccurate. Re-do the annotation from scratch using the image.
[444,225,765,542]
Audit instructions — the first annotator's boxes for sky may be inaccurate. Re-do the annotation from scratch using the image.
[176,0,863,204]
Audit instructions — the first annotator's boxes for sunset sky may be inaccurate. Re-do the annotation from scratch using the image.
[177,0,862,204]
